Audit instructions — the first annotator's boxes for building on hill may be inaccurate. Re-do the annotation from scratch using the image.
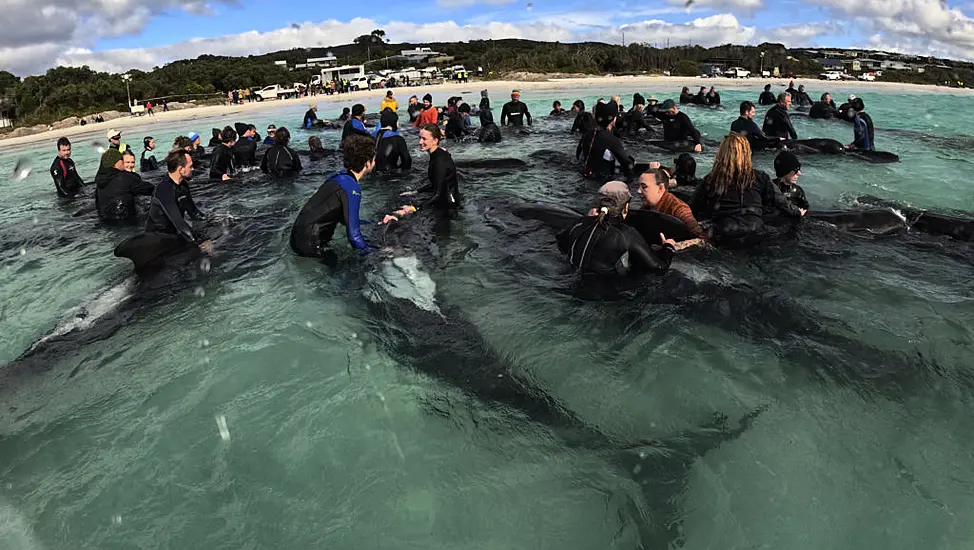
[401,47,443,62]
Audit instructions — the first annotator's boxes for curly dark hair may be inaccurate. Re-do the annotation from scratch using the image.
[308,135,324,153]
[341,134,376,172]
[172,135,193,150]
[274,126,291,147]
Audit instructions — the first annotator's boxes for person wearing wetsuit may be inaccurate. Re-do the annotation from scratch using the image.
[576,101,634,181]
[849,98,874,151]
[809,93,839,119]
[689,134,805,242]
[772,151,808,210]
[445,103,474,140]
[208,128,222,148]
[98,149,155,223]
[51,137,85,198]
[404,124,462,212]
[617,93,652,136]
[557,181,676,276]
[655,100,703,151]
[289,134,379,259]
[550,101,566,116]
[731,101,776,150]
[570,100,587,134]
[232,125,258,167]
[373,110,412,171]
[145,150,208,246]
[264,125,277,145]
[837,95,857,121]
[478,92,503,143]
[758,84,777,106]
[141,136,159,172]
[762,93,797,140]
[792,85,813,107]
[693,87,708,105]
[260,126,303,176]
[785,81,798,101]
[407,96,423,123]
[638,168,705,247]
[706,86,721,105]
[679,86,693,104]
[209,126,236,181]
[413,94,439,128]
[501,90,532,127]
[303,104,321,129]
[341,104,371,144]
[338,108,351,122]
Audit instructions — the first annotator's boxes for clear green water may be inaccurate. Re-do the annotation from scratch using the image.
[1,85,973,549]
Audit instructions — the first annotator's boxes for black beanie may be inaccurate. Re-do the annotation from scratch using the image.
[352,104,366,117]
[423,93,433,103]
[595,101,619,127]
[851,97,865,111]
[774,151,801,177]
[633,93,645,106]
[380,109,398,128]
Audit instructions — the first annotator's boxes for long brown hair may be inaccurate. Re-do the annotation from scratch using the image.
[706,134,755,197]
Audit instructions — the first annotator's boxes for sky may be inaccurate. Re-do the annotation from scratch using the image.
[1,0,974,76]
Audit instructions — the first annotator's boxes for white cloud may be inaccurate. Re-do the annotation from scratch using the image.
[437,0,517,7]
[667,0,764,14]
[757,22,842,47]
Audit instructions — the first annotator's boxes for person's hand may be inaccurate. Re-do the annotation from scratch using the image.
[400,190,417,196]
[649,161,661,169]
[674,238,704,250]
[199,240,213,252]
[221,174,231,181]
[799,208,807,216]
[381,215,399,225]
[660,233,678,249]
[693,144,702,152]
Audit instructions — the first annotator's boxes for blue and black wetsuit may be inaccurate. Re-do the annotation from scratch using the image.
[289,170,374,258]
[341,118,370,142]
[853,112,874,151]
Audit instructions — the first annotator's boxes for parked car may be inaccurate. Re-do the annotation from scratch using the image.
[253,84,297,101]
[820,71,843,81]
[726,67,751,78]
[859,73,876,81]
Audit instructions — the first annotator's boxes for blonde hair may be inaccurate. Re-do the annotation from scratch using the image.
[706,134,755,197]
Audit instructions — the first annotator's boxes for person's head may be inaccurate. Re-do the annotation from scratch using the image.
[341,107,351,117]
[673,153,697,183]
[386,90,394,98]
[409,95,418,105]
[709,86,716,92]
[821,92,831,103]
[211,128,221,140]
[274,126,290,147]
[739,100,756,119]
[595,101,619,129]
[380,108,399,130]
[423,93,433,108]
[310,102,318,112]
[308,135,324,153]
[682,86,689,93]
[246,124,256,138]
[173,136,193,151]
[143,136,155,151]
[633,93,645,108]
[638,168,671,207]
[774,151,801,185]
[419,123,442,152]
[340,134,376,176]
[221,126,237,145]
[553,100,562,110]
[597,180,631,219]
[764,83,772,91]
[107,129,121,146]
[699,87,706,93]
[660,99,678,115]
[165,149,194,180]
[351,104,366,120]
[851,97,865,112]
[122,149,136,172]
[56,137,71,159]
[648,96,658,106]
[798,84,805,92]
[511,90,521,102]
[100,148,123,169]
[571,99,584,113]
[707,134,755,197]
[187,132,200,148]
[777,92,792,109]
[267,124,277,140]
[458,102,471,114]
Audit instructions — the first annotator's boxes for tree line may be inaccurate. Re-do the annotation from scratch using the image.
[1,37,971,129]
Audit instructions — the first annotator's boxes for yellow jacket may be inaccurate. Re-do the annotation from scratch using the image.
[380,98,398,112]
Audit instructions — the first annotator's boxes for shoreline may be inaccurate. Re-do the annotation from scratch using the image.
[3,75,970,148]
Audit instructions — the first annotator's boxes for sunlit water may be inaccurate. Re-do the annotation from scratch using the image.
[1,85,973,549]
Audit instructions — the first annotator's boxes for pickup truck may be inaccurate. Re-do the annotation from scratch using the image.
[253,85,297,101]
[820,71,843,81]
[725,67,751,78]
[129,100,145,115]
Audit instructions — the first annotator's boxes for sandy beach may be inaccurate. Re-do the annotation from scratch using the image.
[3,75,970,148]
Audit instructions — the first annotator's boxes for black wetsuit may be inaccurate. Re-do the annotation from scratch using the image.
[209,143,235,180]
[232,137,258,167]
[730,116,770,148]
[660,112,702,144]
[290,170,373,258]
[501,101,532,126]
[775,178,809,210]
[141,149,159,172]
[416,148,462,210]
[792,91,813,107]
[809,100,838,119]
[570,112,588,134]
[618,108,653,136]
[407,103,423,123]
[576,128,634,180]
[96,168,155,222]
[693,91,707,105]
[680,92,694,104]
[556,215,675,276]
[763,105,798,139]
[260,144,303,176]
[855,112,875,150]
[445,111,473,140]
[145,176,204,244]
[374,130,412,171]
[689,170,802,238]
[837,102,856,121]
[550,108,567,116]
[758,91,777,106]
[479,106,502,143]
[50,156,84,198]
[303,109,319,128]
[707,92,721,105]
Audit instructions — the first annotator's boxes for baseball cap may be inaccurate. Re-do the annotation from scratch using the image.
[266,124,276,131]
[660,99,677,110]
[107,129,121,140]
[848,94,857,101]
[598,181,632,211]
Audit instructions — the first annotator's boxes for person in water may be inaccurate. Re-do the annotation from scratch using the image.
[264,125,277,146]
[209,126,236,182]
[101,129,122,166]
[758,84,777,106]
[650,153,700,192]
[618,93,653,136]
[308,136,327,157]
[141,136,159,172]
[576,101,634,181]
[689,134,805,242]
[232,124,258,167]
[303,103,321,129]
[188,132,205,160]
[550,101,566,116]
[679,86,693,104]
[655,100,703,152]
[290,134,404,260]
[848,97,874,151]
[772,151,808,210]
[763,93,797,140]
[413,94,439,128]
[809,93,838,119]
[374,109,413,171]
[706,86,721,105]
[260,126,302,176]
[208,128,222,147]
[501,90,532,127]
[342,104,371,142]
[638,168,706,247]
[338,107,351,122]
[792,85,813,107]
[478,91,502,143]
[51,137,85,198]
[380,90,398,112]
[557,181,677,276]
[144,150,210,250]
[445,103,474,141]
[399,124,462,213]
[730,101,777,149]
[97,149,155,223]
[570,100,588,134]
[693,86,708,105]
[407,95,423,123]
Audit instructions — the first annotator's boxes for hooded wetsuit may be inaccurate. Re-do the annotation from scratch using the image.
[141,149,159,172]
[415,148,461,211]
[479,100,502,142]
[576,128,634,180]
[853,113,874,151]
[260,144,303,176]
[556,215,675,276]
[763,105,798,140]
[501,101,532,126]
[374,128,412,171]
[97,168,155,222]
[289,170,374,258]
[50,156,85,198]
[145,176,203,243]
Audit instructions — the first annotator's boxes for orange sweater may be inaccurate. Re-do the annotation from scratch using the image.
[653,191,705,238]
[413,107,439,127]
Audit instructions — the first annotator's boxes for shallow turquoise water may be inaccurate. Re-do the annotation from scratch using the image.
[1,85,973,549]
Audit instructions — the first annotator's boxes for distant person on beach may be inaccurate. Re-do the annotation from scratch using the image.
[51,137,85,198]
[501,90,532,127]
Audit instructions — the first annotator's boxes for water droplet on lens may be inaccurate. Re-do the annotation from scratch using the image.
[215,415,230,441]
[194,286,205,297]
[925,113,933,120]
[199,257,211,273]
[112,515,122,525]
[32,216,38,224]
[19,248,26,256]
[305,321,313,328]
[13,159,32,181]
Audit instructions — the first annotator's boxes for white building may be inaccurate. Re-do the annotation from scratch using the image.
[401,47,443,62]
[307,56,338,67]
